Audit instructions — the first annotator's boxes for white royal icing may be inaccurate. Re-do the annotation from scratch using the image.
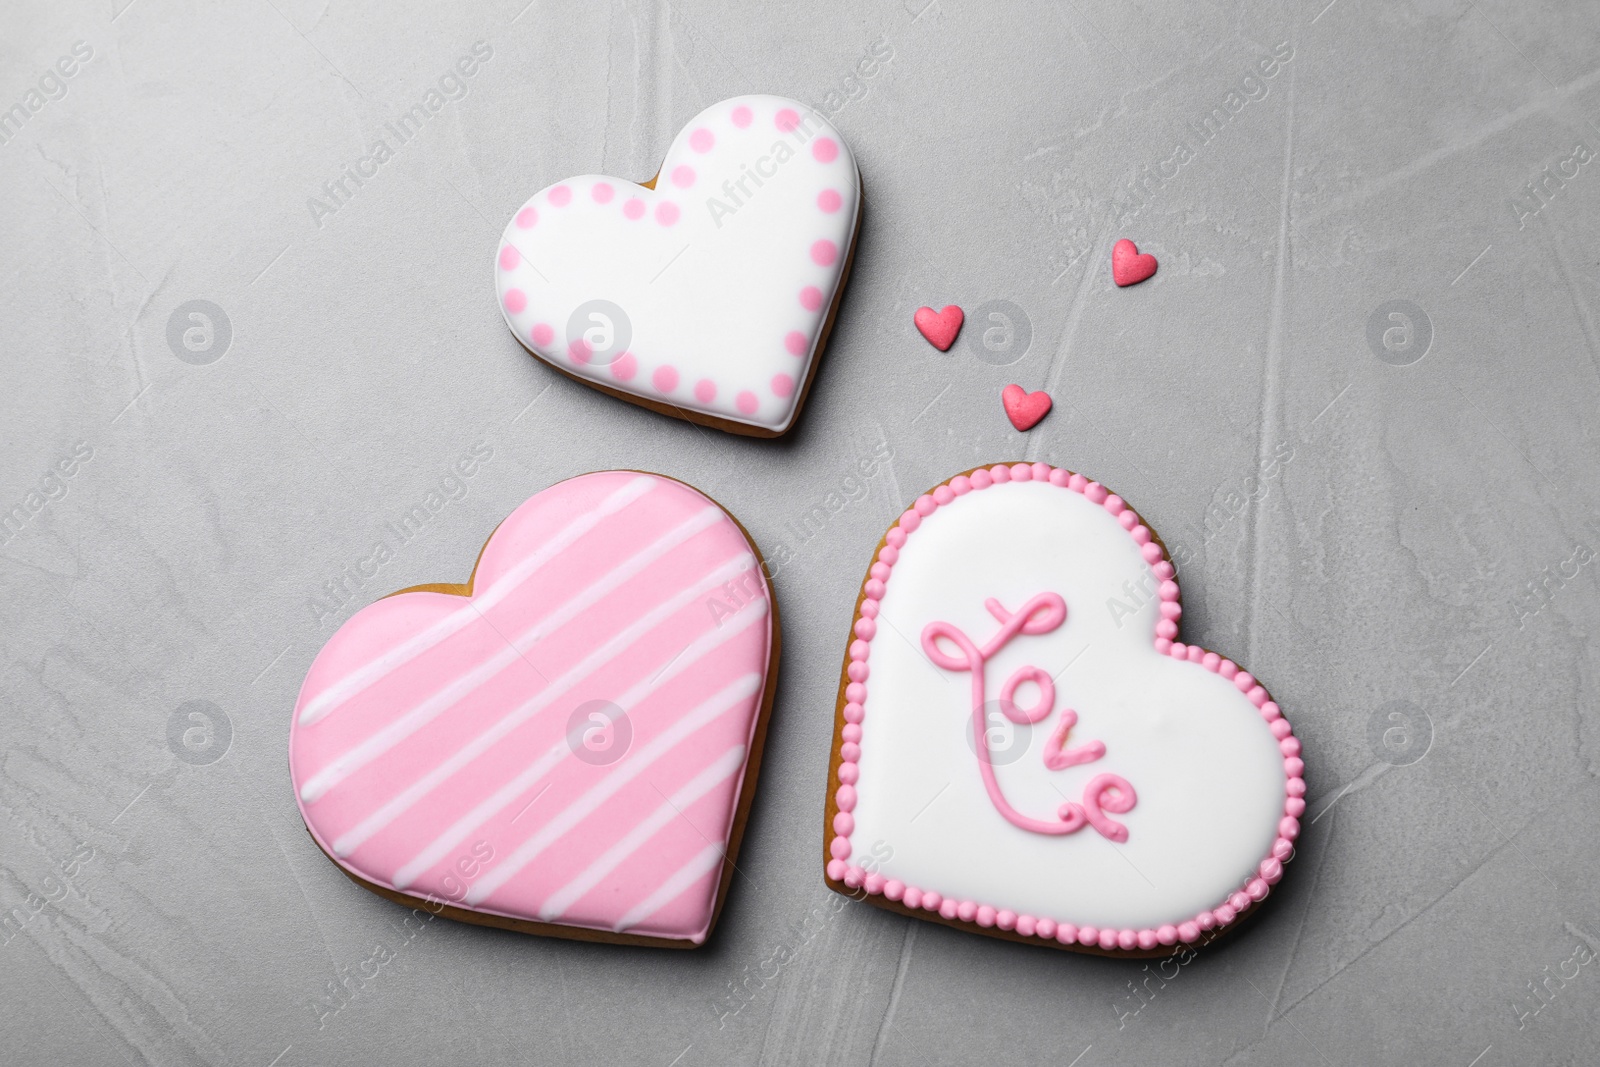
[495,95,860,433]
[851,480,1287,931]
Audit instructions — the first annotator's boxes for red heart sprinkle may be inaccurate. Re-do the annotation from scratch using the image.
[1112,239,1158,287]
[1002,384,1052,431]
[914,305,964,351]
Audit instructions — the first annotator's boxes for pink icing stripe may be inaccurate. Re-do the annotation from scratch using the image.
[394,671,756,890]
[297,477,656,728]
[329,567,765,858]
[290,472,774,944]
[462,673,761,905]
[615,842,725,932]
[830,464,1303,949]
[538,745,747,921]
[298,506,728,804]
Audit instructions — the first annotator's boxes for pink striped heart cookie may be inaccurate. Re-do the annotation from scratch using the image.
[290,471,777,947]
[825,464,1303,956]
[495,94,861,437]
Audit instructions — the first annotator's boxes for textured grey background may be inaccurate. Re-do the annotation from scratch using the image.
[3,0,1599,1063]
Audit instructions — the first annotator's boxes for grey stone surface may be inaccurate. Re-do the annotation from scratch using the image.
[3,0,1599,1063]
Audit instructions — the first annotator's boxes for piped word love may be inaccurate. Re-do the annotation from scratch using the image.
[921,592,1137,841]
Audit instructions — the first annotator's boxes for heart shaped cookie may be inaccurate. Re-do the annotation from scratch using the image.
[290,471,777,947]
[495,95,861,436]
[825,464,1302,956]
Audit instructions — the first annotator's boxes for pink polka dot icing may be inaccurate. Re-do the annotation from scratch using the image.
[822,465,1302,953]
[493,95,859,435]
[568,339,592,364]
[288,470,776,946]
[530,323,554,347]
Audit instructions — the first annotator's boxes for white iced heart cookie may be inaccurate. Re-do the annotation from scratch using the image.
[495,95,861,436]
[825,463,1305,956]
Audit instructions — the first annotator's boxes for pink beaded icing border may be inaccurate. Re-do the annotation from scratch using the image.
[824,462,1305,954]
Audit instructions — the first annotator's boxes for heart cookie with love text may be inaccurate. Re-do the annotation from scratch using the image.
[495,95,861,436]
[824,463,1303,955]
[290,471,777,947]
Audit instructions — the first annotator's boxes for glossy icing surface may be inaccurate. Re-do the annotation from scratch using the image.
[290,471,773,944]
[831,465,1299,941]
[495,94,860,433]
